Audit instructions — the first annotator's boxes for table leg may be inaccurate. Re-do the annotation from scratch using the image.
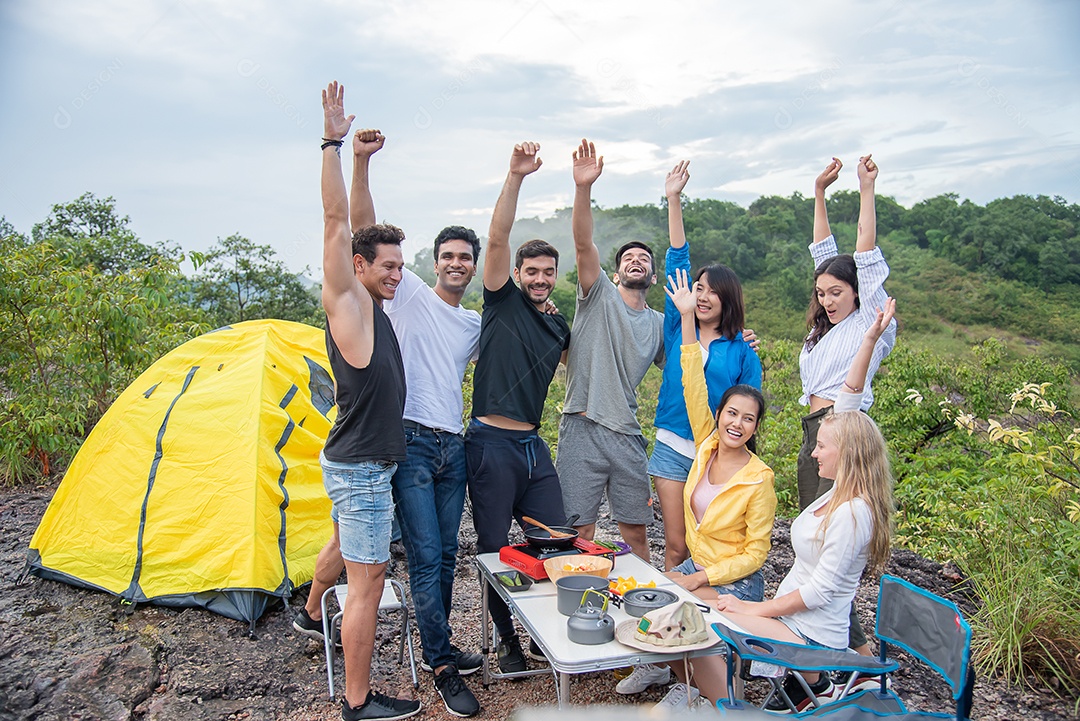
[479,565,491,689]
[557,671,571,708]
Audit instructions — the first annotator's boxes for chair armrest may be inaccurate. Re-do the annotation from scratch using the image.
[711,621,899,675]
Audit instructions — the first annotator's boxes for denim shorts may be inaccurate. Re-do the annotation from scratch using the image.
[647,439,694,482]
[320,452,396,564]
[777,618,848,651]
[671,557,765,601]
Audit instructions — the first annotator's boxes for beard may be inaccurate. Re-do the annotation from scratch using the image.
[617,272,651,290]
[522,283,552,304]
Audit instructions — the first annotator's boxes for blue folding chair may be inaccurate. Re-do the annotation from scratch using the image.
[714,575,975,719]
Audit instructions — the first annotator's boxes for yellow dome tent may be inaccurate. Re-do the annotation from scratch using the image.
[27,319,337,628]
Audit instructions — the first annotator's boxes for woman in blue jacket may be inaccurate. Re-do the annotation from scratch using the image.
[650,161,761,571]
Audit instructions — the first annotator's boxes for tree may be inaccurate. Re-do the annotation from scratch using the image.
[1,220,206,483]
[31,193,176,274]
[188,235,322,328]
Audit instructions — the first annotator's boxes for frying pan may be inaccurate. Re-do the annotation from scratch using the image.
[522,517,580,549]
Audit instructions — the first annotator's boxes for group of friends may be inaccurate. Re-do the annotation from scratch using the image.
[297,82,899,720]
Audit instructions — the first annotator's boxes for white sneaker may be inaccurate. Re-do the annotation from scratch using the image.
[615,664,672,694]
[691,695,717,714]
[655,682,701,710]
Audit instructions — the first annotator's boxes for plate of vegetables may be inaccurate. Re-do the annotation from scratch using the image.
[593,539,631,556]
[495,570,533,593]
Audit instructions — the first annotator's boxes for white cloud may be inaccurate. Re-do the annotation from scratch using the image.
[1,0,1077,274]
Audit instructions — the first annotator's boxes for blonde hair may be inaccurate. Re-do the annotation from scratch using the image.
[818,411,894,575]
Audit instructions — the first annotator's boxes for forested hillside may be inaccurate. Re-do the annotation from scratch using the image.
[3,189,1078,697]
[412,191,1080,370]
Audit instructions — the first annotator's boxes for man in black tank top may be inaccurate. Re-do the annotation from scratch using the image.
[314,82,419,721]
[465,142,571,674]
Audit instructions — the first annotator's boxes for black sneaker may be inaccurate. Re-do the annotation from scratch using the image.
[496,635,527,673]
[293,608,342,647]
[452,645,484,675]
[293,608,325,641]
[434,667,480,717]
[526,637,547,663]
[420,644,484,676]
[342,690,421,721]
[763,674,835,713]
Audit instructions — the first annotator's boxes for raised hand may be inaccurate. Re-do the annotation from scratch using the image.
[321,81,355,142]
[814,157,842,193]
[572,138,604,187]
[665,160,690,199]
[509,141,543,177]
[865,296,896,343]
[352,128,385,158]
[858,154,878,187]
[664,267,697,317]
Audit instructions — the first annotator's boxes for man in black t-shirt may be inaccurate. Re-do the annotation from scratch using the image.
[466,142,570,674]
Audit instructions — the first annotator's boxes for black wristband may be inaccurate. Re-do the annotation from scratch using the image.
[321,139,344,150]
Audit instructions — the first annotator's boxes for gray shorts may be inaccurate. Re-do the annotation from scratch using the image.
[555,414,651,526]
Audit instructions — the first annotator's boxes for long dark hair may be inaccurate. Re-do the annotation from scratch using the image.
[696,264,745,340]
[805,254,859,349]
[715,384,765,454]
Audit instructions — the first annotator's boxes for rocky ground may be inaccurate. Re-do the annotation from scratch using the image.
[1,485,1076,720]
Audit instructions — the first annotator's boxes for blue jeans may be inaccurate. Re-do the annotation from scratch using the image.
[392,423,468,670]
[671,557,765,601]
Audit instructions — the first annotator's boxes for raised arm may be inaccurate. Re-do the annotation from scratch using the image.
[571,138,604,295]
[321,81,358,305]
[485,142,542,292]
[321,81,374,366]
[348,128,386,233]
[855,154,878,253]
[666,160,690,250]
[813,157,842,244]
[666,268,714,445]
[843,298,895,399]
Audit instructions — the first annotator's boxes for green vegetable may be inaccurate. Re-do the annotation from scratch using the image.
[498,573,523,587]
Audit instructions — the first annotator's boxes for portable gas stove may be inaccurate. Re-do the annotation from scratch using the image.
[499,539,615,581]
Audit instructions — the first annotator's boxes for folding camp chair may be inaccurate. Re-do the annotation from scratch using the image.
[321,579,419,699]
[714,574,975,719]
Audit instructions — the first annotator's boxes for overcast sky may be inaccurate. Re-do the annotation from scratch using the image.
[1,0,1077,275]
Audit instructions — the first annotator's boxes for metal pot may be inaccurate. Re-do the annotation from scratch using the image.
[621,587,679,617]
[566,590,615,645]
[555,575,610,616]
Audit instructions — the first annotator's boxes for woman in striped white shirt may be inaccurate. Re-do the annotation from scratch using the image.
[797,154,896,654]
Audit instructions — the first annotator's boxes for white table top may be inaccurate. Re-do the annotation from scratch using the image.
[477,551,733,674]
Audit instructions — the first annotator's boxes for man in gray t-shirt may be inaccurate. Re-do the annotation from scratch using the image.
[557,139,664,560]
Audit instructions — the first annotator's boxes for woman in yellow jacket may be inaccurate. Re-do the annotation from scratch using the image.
[616,267,776,701]
[665,266,776,602]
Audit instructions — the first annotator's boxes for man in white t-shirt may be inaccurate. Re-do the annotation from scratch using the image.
[294,126,483,718]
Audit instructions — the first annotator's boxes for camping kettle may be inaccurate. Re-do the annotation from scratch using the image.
[566,589,615,645]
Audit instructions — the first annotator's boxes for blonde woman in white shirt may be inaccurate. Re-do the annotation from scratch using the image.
[691,301,896,711]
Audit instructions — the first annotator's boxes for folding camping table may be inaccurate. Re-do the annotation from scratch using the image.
[475,551,738,707]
